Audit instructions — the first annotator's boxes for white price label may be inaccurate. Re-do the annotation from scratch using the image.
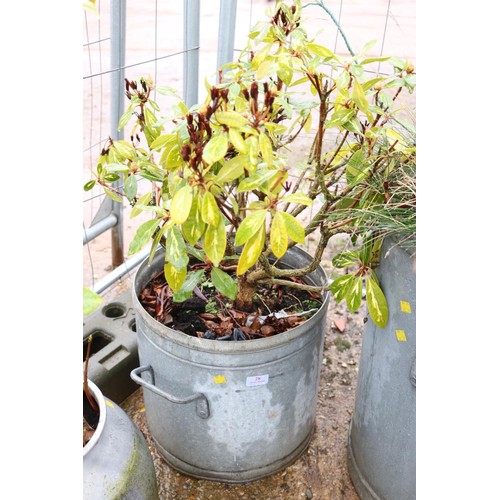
[246,374,269,387]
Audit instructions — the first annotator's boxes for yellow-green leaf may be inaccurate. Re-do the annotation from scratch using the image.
[330,275,355,303]
[304,112,313,133]
[236,169,276,193]
[229,128,247,153]
[277,59,293,86]
[280,212,304,244]
[216,156,244,184]
[259,132,274,167]
[366,275,389,327]
[182,195,206,245]
[256,56,275,79]
[203,216,226,267]
[201,191,221,227]
[270,211,288,258]
[281,192,313,206]
[150,133,177,150]
[103,186,123,203]
[216,111,248,128]
[165,226,189,271]
[83,288,103,316]
[235,210,267,246]
[164,262,187,293]
[237,224,266,275]
[352,79,373,122]
[130,192,153,218]
[202,135,228,165]
[170,185,193,224]
[112,140,136,160]
[307,43,335,59]
[346,275,363,312]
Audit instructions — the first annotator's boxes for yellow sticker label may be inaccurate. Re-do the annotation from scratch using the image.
[400,301,412,313]
[213,375,227,384]
[396,330,407,342]
[105,400,114,408]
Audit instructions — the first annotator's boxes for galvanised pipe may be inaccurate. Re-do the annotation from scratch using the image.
[183,0,200,107]
[82,213,118,245]
[91,245,153,295]
[217,0,238,73]
[110,0,126,267]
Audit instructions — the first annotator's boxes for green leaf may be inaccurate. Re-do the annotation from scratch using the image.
[237,224,266,275]
[165,226,189,271]
[336,71,350,91]
[164,262,187,293]
[170,185,193,224]
[83,288,103,316]
[182,195,206,245]
[105,163,130,173]
[327,108,355,128]
[187,244,205,262]
[128,219,160,255]
[211,268,238,301]
[124,175,137,202]
[83,180,96,192]
[366,275,389,327]
[216,155,244,184]
[281,192,313,206]
[202,135,228,165]
[235,210,267,246]
[360,55,391,65]
[345,275,363,312]
[236,169,277,193]
[216,111,248,128]
[103,173,120,183]
[117,107,135,131]
[344,117,363,135]
[270,211,288,259]
[130,192,153,218]
[148,224,168,265]
[173,269,205,302]
[280,212,304,244]
[359,235,374,265]
[346,149,370,185]
[330,274,354,303]
[332,251,359,268]
[201,191,221,227]
[203,216,227,267]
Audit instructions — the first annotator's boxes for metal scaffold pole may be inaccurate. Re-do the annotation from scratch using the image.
[110,0,126,268]
[183,0,200,107]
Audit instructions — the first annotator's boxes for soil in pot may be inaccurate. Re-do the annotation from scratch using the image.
[138,266,323,341]
[83,390,99,447]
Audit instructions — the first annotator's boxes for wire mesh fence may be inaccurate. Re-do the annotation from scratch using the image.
[83,0,416,298]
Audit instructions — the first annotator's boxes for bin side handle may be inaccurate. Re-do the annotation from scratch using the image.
[131,365,210,419]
